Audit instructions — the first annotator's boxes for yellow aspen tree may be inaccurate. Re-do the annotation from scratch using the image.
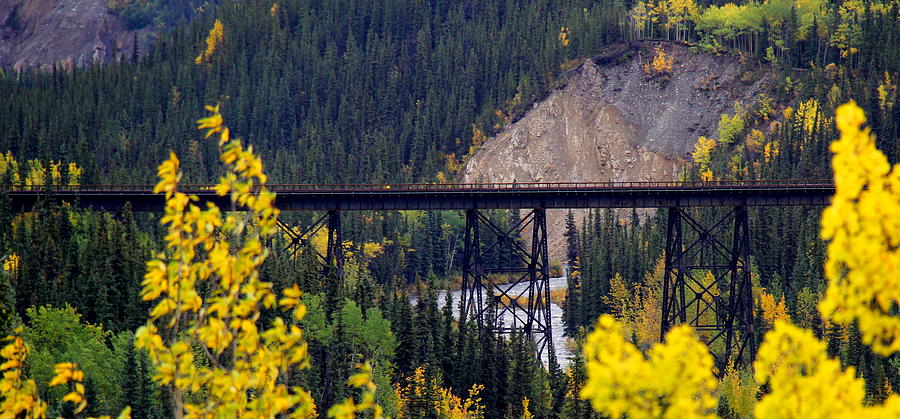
[362,242,385,260]
[24,160,46,188]
[763,141,780,162]
[2,254,18,274]
[819,101,900,355]
[195,20,224,66]
[134,105,316,418]
[644,45,674,75]
[602,273,631,321]
[67,162,83,186]
[521,397,533,419]
[631,258,665,348]
[691,136,716,177]
[832,1,863,58]
[745,129,764,154]
[754,321,900,418]
[0,152,21,185]
[668,0,698,40]
[877,72,896,112]
[632,285,662,348]
[48,363,87,415]
[49,162,62,185]
[630,2,651,38]
[795,99,830,142]
[0,333,48,418]
[757,291,790,327]
[580,315,717,419]
[559,27,571,47]
[444,153,462,175]
[395,366,484,418]
[718,364,757,418]
[467,124,488,157]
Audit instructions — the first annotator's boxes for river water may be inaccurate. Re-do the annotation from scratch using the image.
[412,276,572,367]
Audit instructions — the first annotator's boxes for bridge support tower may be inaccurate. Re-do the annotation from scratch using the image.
[460,208,555,362]
[278,211,344,283]
[661,206,754,368]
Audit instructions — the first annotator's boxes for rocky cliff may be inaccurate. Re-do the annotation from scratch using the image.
[462,41,770,259]
[0,0,143,71]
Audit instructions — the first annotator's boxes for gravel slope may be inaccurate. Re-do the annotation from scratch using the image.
[463,41,771,259]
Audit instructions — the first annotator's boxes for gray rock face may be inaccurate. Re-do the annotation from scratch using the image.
[0,0,144,71]
[462,41,770,259]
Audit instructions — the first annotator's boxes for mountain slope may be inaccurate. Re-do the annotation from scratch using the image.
[463,41,771,258]
[0,0,145,70]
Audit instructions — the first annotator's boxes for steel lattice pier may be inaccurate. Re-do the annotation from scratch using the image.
[459,209,555,362]
[661,207,754,369]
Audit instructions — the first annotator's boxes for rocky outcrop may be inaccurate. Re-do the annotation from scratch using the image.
[0,0,145,71]
[462,41,770,259]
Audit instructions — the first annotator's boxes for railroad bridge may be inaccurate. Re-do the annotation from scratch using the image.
[5,180,834,367]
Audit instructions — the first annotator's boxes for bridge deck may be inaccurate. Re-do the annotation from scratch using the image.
[3,180,834,211]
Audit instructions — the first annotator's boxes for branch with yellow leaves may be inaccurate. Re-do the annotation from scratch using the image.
[135,105,316,418]
[0,333,131,419]
[328,362,385,419]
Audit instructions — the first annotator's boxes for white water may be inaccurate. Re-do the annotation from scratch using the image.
[412,276,572,367]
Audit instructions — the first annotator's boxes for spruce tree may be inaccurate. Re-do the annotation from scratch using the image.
[122,343,153,418]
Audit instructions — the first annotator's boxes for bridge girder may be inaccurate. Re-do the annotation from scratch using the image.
[4,181,834,212]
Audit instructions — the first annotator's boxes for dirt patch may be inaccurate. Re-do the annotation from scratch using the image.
[462,41,770,260]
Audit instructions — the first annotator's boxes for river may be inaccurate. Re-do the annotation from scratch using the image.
[412,275,572,368]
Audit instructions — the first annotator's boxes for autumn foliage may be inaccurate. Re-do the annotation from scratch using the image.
[394,366,485,418]
[195,20,225,66]
[754,321,900,418]
[819,101,900,355]
[0,332,129,419]
[580,315,717,419]
[643,45,674,77]
[0,152,82,189]
[133,104,318,417]
[581,102,900,417]
[0,105,322,418]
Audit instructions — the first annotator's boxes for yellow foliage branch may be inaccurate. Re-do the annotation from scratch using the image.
[820,101,900,355]
[580,315,717,419]
[135,104,316,418]
[754,321,900,418]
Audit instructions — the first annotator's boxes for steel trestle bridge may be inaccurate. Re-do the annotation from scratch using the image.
[3,180,835,368]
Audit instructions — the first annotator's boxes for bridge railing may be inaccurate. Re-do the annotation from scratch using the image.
[0,179,835,193]
[259,179,835,192]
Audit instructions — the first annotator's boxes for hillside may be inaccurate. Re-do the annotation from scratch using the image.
[0,0,145,70]
[463,41,771,257]
[0,0,626,184]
